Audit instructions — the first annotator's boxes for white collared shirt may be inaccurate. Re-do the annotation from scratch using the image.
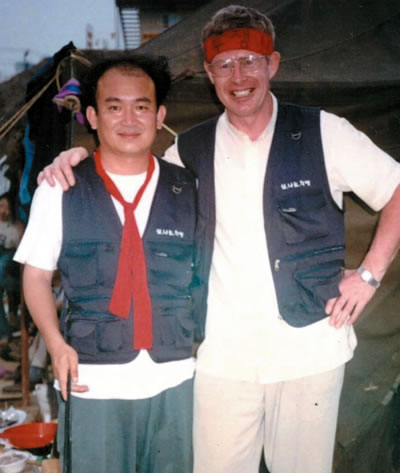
[164,94,400,383]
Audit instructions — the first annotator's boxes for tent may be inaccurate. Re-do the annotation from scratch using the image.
[137,0,400,162]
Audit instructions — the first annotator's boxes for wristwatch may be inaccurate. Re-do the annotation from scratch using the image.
[357,266,381,289]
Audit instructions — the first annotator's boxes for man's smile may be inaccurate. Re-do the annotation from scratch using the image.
[231,88,254,98]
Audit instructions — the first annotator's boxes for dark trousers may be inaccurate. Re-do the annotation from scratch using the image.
[57,378,194,473]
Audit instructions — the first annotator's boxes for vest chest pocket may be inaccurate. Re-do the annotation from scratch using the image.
[147,241,194,287]
[62,242,118,289]
[63,243,98,288]
[278,192,329,245]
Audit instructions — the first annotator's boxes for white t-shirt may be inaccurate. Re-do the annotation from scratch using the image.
[0,221,19,249]
[163,94,400,383]
[15,157,195,399]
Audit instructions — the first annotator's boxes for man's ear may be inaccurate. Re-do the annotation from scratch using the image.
[203,61,215,85]
[156,105,167,130]
[86,106,98,130]
[268,51,281,80]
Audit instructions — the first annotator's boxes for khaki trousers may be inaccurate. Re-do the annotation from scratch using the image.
[193,365,345,473]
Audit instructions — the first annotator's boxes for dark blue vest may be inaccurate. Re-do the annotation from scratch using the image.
[177,103,345,328]
[58,157,198,363]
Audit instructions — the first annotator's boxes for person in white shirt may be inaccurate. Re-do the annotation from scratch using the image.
[15,54,198,473]
[38,5,400,473]
[0,193,22,340]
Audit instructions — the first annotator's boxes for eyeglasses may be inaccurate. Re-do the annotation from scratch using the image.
[208,55,268,78]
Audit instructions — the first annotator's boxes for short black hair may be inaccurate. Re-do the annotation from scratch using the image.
[0,192,15,222]
[81,53,171,112]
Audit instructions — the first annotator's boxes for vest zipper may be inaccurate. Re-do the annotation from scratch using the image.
[274,245,345,272]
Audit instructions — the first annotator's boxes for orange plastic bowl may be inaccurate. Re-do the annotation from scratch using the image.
[0,422,57,449]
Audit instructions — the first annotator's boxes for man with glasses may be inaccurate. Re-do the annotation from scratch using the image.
[39,5,400,473]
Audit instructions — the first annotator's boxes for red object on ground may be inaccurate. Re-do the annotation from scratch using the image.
[0,422,57,448]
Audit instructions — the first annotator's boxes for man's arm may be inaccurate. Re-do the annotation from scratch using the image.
[326,183,400,328]
[37,146,89,190]
[38,136,185,189]
[23,264,88,399]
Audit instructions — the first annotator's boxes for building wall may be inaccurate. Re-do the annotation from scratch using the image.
[140,10,183,43]
[117,0,211,46]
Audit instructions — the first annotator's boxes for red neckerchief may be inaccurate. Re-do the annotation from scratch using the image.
[94,148,154,349]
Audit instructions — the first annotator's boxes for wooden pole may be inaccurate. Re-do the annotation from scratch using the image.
[20,277,30,406]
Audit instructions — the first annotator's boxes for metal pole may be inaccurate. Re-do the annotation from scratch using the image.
[68,57,75,148]
[62,53,75,473]
[20,292,30,406]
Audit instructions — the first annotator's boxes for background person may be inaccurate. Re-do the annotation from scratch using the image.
[0,192,22,342]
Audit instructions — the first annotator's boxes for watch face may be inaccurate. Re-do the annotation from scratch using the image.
[362,270,372,281]
[358,267,380,289]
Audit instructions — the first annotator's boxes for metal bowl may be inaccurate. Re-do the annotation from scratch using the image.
[0,451,30,473]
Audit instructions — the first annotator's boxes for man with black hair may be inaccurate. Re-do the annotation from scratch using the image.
[15,55,198,473]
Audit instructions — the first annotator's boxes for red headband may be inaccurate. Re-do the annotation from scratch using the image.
[204,28,274,62]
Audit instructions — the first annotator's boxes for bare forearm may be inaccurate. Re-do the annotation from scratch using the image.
[361,183,400,280]
[37,146,89,189]
[326,184,400,327]
[22,265,63,355]
[23,264,87,398]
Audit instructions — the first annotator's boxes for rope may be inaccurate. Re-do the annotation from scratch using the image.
[162,123,178,137]
[55,51,92,90]
[0,74,56,141]
[0,51,91,142]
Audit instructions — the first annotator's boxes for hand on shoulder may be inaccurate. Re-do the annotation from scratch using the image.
[37,146,89,191]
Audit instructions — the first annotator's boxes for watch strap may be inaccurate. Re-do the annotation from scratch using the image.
[357,266,381,289]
